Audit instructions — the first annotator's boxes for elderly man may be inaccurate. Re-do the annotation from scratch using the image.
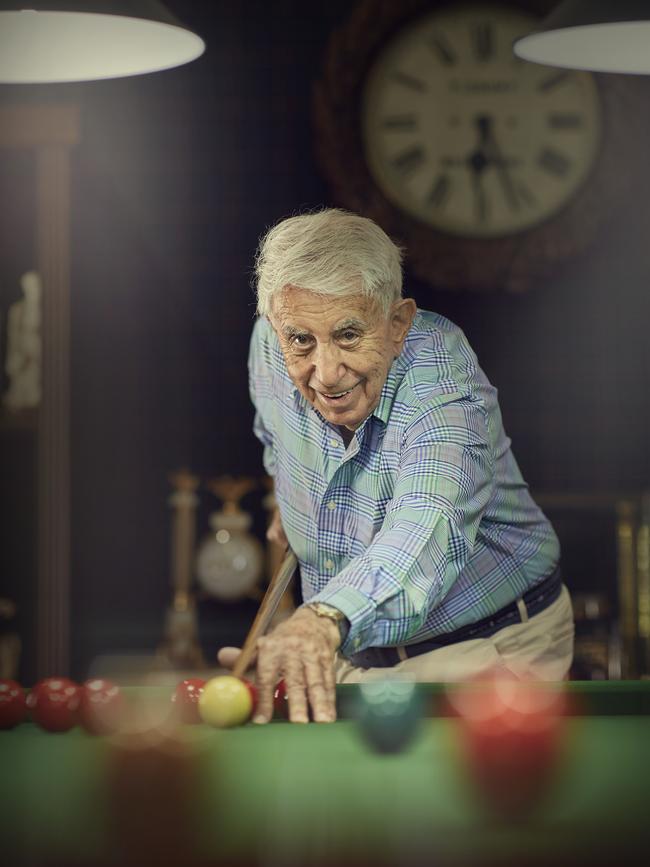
[221,208,573,724]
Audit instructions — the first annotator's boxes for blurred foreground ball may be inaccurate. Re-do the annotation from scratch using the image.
[79,679,125,735]
[356,678,422,753]
[447,671,567,818]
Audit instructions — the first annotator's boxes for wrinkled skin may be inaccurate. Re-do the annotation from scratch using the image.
[219,288,416,722]
[270,287,415,432]
[217,607,340,723]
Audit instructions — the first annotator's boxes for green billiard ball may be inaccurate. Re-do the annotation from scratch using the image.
[198,676,253,728]
[356,679,423,753]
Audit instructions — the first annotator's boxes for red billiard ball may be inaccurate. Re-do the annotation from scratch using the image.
[448,671,566,818]
[242,677,259,716]
[242,678,258,715]
[0,679,27,729]
[171,678,206,724]
[273,679,289,719]
[27,677,81,732]
[272,679,314,721]
[79,679,125,735]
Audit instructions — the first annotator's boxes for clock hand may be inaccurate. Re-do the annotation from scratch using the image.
[465,147,489,224]
[464,113,495,224]
[476,114,520,212]
[471,169,488,224]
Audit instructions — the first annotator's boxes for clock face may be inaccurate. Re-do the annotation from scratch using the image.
[361,4,602,238]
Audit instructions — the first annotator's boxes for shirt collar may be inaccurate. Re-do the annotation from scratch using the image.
[371,357,402,426]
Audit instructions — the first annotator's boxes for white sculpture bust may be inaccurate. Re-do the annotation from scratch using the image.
[3,270,42,411]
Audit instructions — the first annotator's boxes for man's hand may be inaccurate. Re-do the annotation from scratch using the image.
[218,607,341,724]
[254,606,340,723]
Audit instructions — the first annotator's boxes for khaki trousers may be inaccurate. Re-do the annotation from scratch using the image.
[335,585,574,683]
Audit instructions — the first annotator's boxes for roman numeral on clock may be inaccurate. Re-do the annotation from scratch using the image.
[548,113,583,130]
[428,32,457,65]
[391,71,427,92]
[515,181,537,209]
[382,115,417,131]
[427,174,451,208]
[538,148,571,177]
[538,71,570,92]
[392,146,426,175]
[472,22,494,61]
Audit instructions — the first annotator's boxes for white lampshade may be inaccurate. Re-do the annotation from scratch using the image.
[514,0,650,74]
[0,1,205,83]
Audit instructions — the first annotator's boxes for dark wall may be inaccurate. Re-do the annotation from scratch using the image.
[68,0,354,673]
[1,1,649,681]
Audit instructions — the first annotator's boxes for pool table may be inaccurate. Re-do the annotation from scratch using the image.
[1,680,649,867]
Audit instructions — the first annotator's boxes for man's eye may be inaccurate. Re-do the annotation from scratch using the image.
[290,334,312,348]
[339,330,360,343]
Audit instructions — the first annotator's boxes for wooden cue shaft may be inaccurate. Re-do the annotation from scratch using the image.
[232,549,297,678]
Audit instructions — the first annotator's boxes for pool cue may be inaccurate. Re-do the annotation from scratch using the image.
[232,549,297,678]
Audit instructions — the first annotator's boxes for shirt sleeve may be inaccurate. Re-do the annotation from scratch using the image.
[309,396,495,656]
[248,318,277,478]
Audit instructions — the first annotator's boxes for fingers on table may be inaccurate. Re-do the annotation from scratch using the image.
[253,635,280,724]
[303,653,336,723]
[254,634,337,724]
[284,658,310,724]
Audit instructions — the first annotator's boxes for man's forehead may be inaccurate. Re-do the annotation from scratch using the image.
[271,286,380,327]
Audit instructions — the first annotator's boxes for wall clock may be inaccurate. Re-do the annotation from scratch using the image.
[313,0,643,292]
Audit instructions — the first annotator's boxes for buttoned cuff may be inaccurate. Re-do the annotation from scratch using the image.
[307,585,378,658]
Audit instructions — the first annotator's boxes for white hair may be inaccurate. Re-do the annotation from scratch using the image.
[254,208,404,317]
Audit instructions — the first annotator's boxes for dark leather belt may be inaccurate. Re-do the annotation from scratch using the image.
[348,565,563,669]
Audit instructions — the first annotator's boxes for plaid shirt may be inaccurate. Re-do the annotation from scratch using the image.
[249,309,560,658]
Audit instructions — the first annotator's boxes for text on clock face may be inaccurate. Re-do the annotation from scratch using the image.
[361,4,602,237]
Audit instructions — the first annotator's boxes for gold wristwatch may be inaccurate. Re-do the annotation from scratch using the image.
[304,602,349,643]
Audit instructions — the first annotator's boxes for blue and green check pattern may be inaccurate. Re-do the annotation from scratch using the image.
[249,310,560,658]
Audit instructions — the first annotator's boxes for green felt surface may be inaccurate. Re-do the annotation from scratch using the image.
[1,682,649,866]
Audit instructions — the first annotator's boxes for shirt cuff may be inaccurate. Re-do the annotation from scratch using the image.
[307,585,378,658]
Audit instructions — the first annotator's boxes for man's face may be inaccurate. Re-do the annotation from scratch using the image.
[269,287,415,431]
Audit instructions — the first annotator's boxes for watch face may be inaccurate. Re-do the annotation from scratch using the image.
[361,3,602,238]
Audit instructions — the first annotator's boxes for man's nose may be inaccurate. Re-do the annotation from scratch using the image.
[313,344,345,387]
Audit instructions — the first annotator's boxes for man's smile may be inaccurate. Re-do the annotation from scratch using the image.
[315,380,362,405]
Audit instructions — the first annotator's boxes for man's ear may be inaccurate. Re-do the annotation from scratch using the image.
[390,298,417,353]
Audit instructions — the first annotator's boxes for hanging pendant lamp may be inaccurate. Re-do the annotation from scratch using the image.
[514,0,650,74]
[0,0,205,83]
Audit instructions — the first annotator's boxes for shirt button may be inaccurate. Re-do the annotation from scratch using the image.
[330,439,338,448]
[324,559,335,570]
[326,501,337,511]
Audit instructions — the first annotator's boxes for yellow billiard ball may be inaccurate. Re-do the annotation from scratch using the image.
[198,676,253,728]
